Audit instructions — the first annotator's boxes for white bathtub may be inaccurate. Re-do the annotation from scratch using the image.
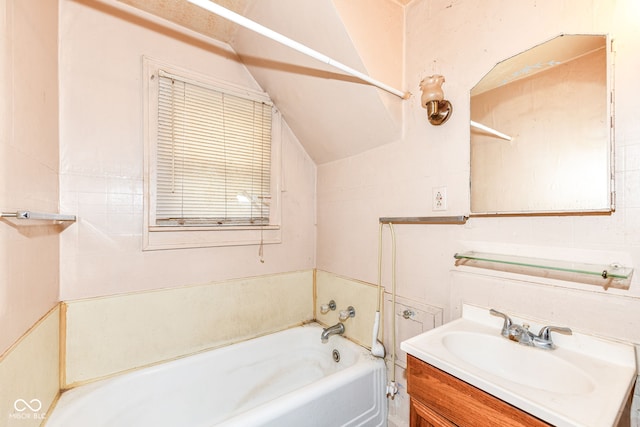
[47,323,387,427]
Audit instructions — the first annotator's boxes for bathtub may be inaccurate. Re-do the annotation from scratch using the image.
[47,323,387,427]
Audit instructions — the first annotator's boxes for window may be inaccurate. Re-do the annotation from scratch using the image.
[155,70,272,226]
[143,58,281,250]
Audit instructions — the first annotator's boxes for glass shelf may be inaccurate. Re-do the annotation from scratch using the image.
[454,251,633,290]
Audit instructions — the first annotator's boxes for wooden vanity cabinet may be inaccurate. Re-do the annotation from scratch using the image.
[407,355,551,427]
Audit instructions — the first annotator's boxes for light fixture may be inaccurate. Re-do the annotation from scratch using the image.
[420,75,452,125]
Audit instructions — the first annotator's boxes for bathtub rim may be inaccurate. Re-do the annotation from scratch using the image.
[46,321,385,427]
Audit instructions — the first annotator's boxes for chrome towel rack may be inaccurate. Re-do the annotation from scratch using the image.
[1,210,76,222]
[379,215,468,225]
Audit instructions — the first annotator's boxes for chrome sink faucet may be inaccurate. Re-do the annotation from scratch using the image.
[490,309,572,350]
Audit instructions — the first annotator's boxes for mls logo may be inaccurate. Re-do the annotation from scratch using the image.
[10,399,45,420]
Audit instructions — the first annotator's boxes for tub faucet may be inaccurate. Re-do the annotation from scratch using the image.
[320,322,345,343]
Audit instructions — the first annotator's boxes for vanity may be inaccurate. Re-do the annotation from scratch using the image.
[407,355,549,426]
[401,305,636,427]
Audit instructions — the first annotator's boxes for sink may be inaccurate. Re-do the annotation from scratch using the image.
[441,331,595,395]
[401,304,637,427]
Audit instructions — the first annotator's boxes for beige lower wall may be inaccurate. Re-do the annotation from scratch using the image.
[315,270,381,349]
[1,269,399,425]
[0,305,60,427]
[63,270,314,387]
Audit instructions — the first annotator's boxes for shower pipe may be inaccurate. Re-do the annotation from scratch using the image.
[374,221,399,398]
[388,222,398,398]
[187,0,410,100]
[372,223,386,359]
[376,215,467,398]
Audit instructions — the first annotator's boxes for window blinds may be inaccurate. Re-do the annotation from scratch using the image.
[156,72,272,226]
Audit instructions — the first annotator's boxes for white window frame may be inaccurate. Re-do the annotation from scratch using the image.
[142,57,281,250]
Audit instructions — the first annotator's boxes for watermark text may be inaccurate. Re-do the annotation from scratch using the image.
[8,399,46,421]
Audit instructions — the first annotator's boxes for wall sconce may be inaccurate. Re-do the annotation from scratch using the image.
[420,75,452,125]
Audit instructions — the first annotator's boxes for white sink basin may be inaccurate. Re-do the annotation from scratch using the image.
[401,305,636,427]
[441,331,595,395]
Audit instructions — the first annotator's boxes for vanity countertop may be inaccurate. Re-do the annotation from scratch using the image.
[401,304,637,427]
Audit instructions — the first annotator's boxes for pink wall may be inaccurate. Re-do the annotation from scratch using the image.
[58,0,316,300]
[317,0,640,318]
[0,0,60,355]
[4,0,640,364]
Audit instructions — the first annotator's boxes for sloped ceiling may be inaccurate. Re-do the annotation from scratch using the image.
[117,0,248,43]
[117,0,408,164]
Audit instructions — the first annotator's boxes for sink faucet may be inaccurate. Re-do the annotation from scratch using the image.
[320,322,345,343]
[489,309,512,338]
[534,325,574,349]
[490,309,572,350]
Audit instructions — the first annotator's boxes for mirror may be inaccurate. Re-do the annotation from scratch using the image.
[470,34,613,215]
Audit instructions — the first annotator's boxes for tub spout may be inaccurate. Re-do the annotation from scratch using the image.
[321,323,345,343]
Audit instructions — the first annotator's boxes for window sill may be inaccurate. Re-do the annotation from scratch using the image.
[143,225,281,251]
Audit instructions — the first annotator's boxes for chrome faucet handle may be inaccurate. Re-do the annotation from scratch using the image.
[339,306,356,321]
[538,325,572,341]
[489,309,513,338]
[320,300,337,314]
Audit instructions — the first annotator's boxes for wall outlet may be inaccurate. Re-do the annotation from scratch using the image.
[432,186,447,211]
